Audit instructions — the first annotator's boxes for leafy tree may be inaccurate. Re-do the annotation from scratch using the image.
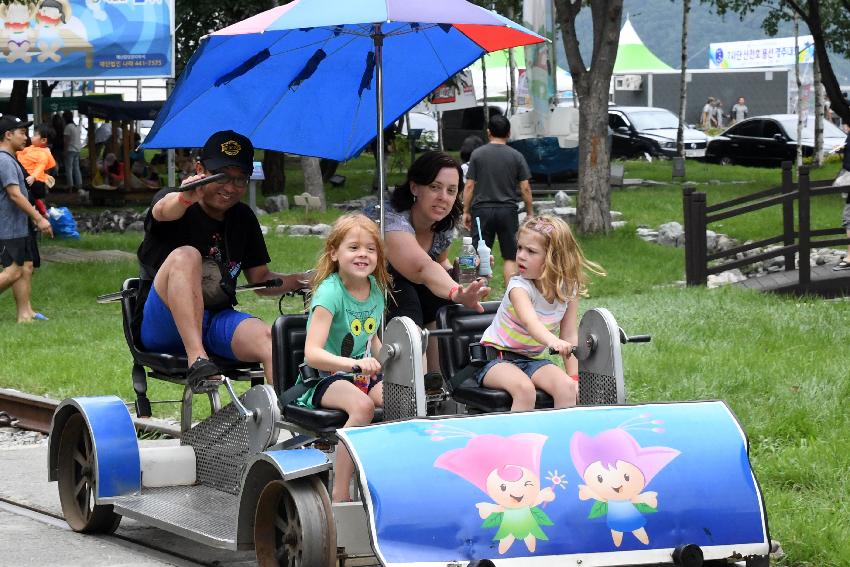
[554,0,624,234]
[708,0,850,123]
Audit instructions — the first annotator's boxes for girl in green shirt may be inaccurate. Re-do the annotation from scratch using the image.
[301,213,392,502]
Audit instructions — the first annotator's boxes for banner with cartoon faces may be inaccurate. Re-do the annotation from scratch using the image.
[0,0,173,79]
[338,401,770,567]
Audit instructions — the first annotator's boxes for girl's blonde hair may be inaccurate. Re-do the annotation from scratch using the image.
[312,213,392,295]
[518,215,605,302]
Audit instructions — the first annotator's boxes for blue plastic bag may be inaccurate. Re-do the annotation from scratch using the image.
[47,207,81,239]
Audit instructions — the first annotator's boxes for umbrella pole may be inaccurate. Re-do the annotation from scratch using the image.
[373,24,386,239]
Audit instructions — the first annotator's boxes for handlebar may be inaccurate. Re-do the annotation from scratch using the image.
[97,278,284,304]
[548,346,578,356]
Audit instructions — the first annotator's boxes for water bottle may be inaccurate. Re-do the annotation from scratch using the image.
[476,239,492,277]
[458,236,478,285]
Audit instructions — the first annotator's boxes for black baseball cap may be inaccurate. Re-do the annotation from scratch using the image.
[199,130,253,175]
[0,115,33,137]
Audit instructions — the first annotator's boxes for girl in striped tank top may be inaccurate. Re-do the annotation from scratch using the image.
[474,215,605,411]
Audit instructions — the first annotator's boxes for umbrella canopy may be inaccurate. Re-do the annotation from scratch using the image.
[143,0,544,161]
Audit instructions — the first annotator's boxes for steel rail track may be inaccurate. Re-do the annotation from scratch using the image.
[0,388,181,437]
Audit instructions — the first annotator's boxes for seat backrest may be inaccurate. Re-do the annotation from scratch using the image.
[271,314,309,397]
[435,301,500,390]
[120,277,143,354]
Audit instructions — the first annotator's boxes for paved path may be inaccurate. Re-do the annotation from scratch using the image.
[40,247,136,264]
[0,442,256,567]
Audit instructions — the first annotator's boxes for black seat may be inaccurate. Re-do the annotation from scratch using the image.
[271,314,383,435]
[435,302,554,413]
[120,278,264,417]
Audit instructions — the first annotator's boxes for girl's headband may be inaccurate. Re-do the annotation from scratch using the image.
[526,217,554,236]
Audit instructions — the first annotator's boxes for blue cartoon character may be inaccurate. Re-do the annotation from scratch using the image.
[433,431,561,555]
[570,416,680,548]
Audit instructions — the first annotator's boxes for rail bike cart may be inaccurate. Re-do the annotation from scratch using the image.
[47,300,770,567]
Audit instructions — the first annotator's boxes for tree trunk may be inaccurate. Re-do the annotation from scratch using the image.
[813,50,823,167]
[8,80,29,120]
[797,0,849,124]
[261,150,286,195]
[555,0,623,235]
[676,0,691,157]
[575,80,613,234]
[301,156,326,212]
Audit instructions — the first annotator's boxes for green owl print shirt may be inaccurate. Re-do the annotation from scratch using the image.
[296,273,384,408]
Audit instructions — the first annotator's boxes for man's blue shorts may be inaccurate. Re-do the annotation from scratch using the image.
[140,285,254,360]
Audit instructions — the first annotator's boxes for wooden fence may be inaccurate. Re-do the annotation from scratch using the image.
[683,161,850,292]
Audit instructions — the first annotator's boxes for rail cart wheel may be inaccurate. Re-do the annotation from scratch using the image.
[57,413,122,533]
[255,476,337,567]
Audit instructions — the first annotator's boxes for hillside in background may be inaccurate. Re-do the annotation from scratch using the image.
[555,0,850,84]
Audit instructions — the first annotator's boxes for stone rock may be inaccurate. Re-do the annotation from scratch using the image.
[610,210,623,221]
[552,206,576,216]
[254,208,268,216]
[275,224,288,235]
[554,191,572,207]
[657,222,684,247]
[288,225,311,236]
[126,221,144,232]
[310,223,332,236]
[264,195,289,212]
[612,221,627,230]
[636,227,658,242]
[707,269,747,288]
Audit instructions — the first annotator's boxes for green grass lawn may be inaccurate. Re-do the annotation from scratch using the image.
[1,158,848,565]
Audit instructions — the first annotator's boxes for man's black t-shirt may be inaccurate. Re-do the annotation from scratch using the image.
[133,188,270,327]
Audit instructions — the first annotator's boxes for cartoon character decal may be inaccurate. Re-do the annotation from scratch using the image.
[432,429,564,555]
[34,0,69,62]
[0,0,37,63]
[569,415,680,548]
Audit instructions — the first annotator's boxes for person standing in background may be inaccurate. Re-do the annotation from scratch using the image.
[463,114,533,284]
[62,110,83,193]
[701,97,715,129]
[14,122,56,322]
[731,97,748,124]
[0,115,54,321]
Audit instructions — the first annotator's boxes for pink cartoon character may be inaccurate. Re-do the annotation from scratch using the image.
[570,419,680,548]
[434,432,557,555]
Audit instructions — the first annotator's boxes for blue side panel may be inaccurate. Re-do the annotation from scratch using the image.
[340,401,770,566]
[73,396,140,498]
[509,137,579,177]
[261,448,330,477]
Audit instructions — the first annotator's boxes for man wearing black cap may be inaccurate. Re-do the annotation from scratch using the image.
[0,115,54,312]
[135,130,309,387]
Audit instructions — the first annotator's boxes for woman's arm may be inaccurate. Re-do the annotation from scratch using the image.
[385,231,487,310]
[559,298,579,376]
[304,306,362,373]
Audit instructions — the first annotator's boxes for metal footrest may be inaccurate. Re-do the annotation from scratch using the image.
[111,485,238,549]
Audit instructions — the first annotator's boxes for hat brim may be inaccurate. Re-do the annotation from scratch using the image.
[0,121,33,136]
[202,156,252,175]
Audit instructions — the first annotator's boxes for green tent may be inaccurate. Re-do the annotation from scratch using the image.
[613,19,673,73]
